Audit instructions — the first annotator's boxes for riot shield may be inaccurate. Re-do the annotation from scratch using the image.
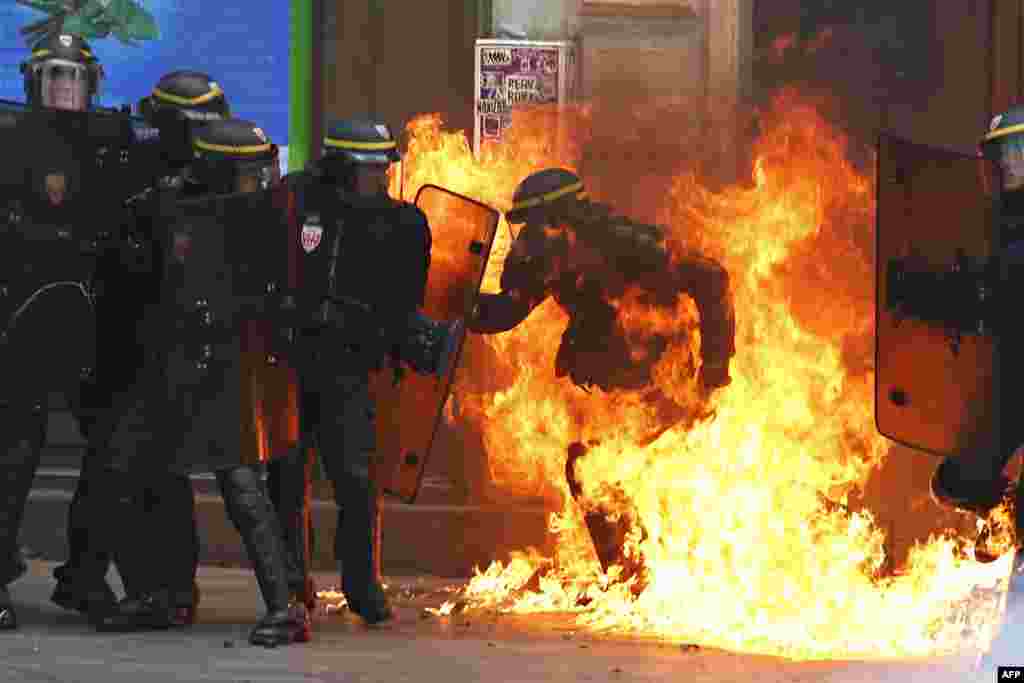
[150,187,300,469]
[370,185,500,503]
[875,133,1000,457]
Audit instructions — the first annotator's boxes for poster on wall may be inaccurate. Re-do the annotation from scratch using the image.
[0,1,290,173]
[474,39,577,157]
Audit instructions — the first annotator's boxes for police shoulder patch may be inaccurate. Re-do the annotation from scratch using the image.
[301,217,323,253]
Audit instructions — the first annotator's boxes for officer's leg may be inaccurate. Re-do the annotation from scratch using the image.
[94,471,200,631]
[54,377,110,579]
[0,403,46,629]
[317,381,391,624]
[51,437,118,612]
[970,332,1024,671]
[215,464,310,647]
[931,333,1024,514]
[155,473,201,623]
[267,448,315,608]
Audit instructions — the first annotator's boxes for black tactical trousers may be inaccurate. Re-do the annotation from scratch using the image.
[936,330,1024,504]
[81,468,198,606]
[53,444,121,590]
[302,375,382,602]
[266,452,312,597]
[215,465,292,614]
[0,403,46,586]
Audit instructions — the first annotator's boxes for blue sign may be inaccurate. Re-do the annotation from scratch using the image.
[0,2,290,150]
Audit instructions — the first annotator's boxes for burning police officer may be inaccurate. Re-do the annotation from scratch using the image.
[83,118,309,646]
[50,69,231,629]
[280,118,463,624]
[470,168,735,405]
[467,168,736,587]
[0,31,109,630]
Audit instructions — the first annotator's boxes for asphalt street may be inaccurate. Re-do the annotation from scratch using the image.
[0,561,999,683]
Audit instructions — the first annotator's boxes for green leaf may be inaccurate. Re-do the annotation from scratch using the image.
[60,14,109,38]
[17,0,160,45]
[115,0,159,40]
[15,0,66,12]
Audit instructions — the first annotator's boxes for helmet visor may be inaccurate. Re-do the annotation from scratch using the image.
[39,60,89,111]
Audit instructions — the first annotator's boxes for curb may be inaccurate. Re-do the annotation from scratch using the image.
[24,468,554,578]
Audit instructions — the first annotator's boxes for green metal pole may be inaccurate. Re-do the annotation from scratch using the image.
[289,0,313,173]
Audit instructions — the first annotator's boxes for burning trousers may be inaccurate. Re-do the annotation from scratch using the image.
[565,442,648,595]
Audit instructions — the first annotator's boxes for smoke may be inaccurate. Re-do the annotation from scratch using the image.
[753,0,942,158]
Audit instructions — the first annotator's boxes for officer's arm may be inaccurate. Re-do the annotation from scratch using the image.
[377,205,433,344]
[674,254,736,389]
[468,230,548,334]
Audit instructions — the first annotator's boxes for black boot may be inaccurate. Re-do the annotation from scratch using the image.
[218,466,311,647]
[50,574,117,615]
[0,586,16,630]
[95,589,175,631]
[930,457,1012,516]
[167,582,200,627]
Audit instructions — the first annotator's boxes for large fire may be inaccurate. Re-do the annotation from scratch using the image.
[390,90,1016,660]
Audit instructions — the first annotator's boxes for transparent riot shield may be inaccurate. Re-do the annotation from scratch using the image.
[875,132,1000,457]
[150,187,300,469]
[370,185,500,503]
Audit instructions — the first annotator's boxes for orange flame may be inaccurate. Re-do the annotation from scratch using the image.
[392,90,1014,660]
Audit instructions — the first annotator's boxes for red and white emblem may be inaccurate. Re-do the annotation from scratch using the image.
[301,222,323,253]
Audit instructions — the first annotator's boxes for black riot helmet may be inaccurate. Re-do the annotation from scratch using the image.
[189,118,280,195]
[139,71,231,168]
[20,33,103,111]
[982,104,1024,196]
[318,118,401,195]
[505,168,588,225]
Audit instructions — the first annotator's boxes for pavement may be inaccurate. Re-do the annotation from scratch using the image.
[31,412,553,578]
[0,561,999,683]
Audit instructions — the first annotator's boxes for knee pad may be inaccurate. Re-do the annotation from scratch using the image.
[217,466,269,527]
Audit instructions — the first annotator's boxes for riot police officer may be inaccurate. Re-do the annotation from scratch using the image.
[0,31,110,630]
[929,107,1024,516]
[470,168,735,400]
[86,118,310,647]
[282,118,451,624]
[20,32,103,112]
[927,105,1024,671]
[467,168,735,586]
[52,70,230,626]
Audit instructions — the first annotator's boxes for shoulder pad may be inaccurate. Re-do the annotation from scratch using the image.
[397,202,431,242]
[283,170,311,188]
[395,201,428,224]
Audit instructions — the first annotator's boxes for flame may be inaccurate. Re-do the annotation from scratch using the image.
[392,90,1015,660]
[767,28,835,62]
